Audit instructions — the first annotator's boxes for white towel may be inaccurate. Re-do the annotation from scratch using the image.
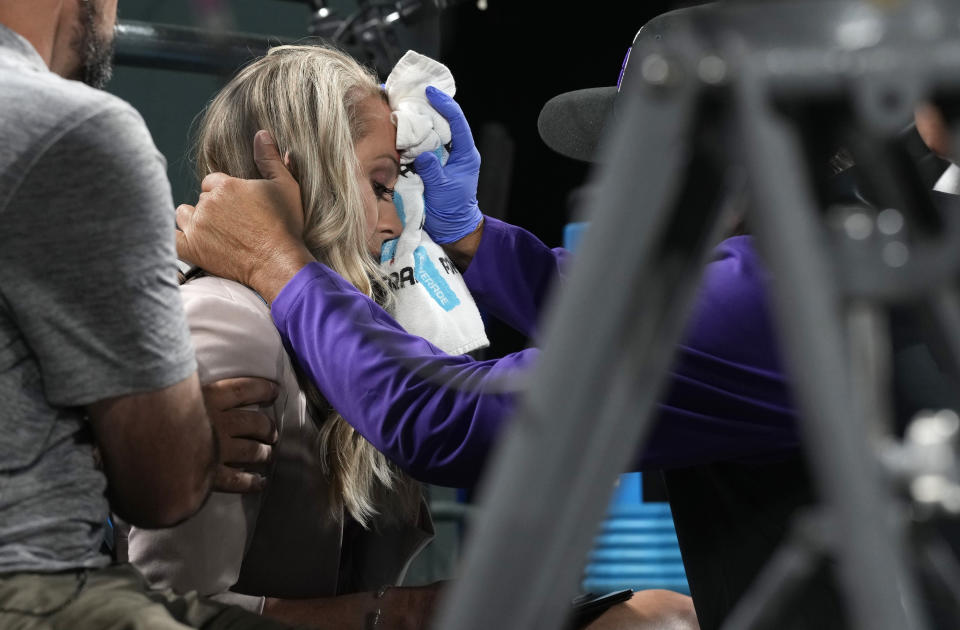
[379,50,489,356]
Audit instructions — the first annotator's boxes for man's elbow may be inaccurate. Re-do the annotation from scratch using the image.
[110,462,214,529]
[88,374,219,528]
[147,462,215,527]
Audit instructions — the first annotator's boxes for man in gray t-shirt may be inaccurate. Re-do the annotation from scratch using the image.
[0,2,288,628]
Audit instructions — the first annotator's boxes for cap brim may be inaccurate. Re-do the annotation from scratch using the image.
[538,86,617,163]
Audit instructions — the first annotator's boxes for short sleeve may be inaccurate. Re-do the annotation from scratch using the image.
[0,103,194,406]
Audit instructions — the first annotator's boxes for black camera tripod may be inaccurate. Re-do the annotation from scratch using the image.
[434,2,960,629]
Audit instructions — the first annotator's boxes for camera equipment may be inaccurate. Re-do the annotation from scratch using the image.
[278,0,483,75]
[114,1,483,78]
[434,1,960,629]
[113,20,285,75]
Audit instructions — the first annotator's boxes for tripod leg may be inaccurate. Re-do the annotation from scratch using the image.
[847,303,895,449]
[924,286,960,386]
[720,512,832,630]
[733,66,928,630]
[434,58,728,630]
[918,532,960,625]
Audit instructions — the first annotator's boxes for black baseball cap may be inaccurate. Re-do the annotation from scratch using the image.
[537,5,709,163]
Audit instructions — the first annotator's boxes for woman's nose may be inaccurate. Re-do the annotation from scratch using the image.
[379,196,403,240]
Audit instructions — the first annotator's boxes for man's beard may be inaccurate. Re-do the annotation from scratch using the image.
[73,0,115,88]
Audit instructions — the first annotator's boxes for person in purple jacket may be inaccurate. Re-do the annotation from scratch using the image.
[171,14,842,630]
[176,97,799,486]
[177,3,960,628]
[530,6,960,629]
[174,43,700,628]
[177,75,794,630]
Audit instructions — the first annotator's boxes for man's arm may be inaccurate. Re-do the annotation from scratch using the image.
[176,131,314,304]
[261,583,442,630]
[87,374,215,527]
[439,217,484,271]
[457,216,569,338]
[273,262,533,486]
[2,103,226,527]
[454,223,799,469]
[176,149,527,485]
[92,374,276,528]
[175,134,798,485]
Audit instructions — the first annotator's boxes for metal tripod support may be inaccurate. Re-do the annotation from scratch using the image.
[434,1,960,629]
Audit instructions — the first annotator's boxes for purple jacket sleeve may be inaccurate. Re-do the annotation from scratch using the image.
[462,217,568,337]
[273,224,800,486]
[464,218,799,468]
[465,221,799,469]
[271,262,534,487]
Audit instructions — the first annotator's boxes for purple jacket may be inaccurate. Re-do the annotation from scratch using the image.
[272,218,800,487]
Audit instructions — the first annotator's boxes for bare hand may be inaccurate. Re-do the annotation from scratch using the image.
[203,377,279,493]
[378,581,445,630]
[407,581,445,630]
[176,130,315,303]
[261,581,445,630]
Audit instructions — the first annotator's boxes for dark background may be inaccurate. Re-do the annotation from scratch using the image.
[439,1,665,245]
[439,1,673,354]
[437,1,666,353]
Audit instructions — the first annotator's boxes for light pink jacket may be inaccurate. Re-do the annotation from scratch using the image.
[128,276,434,613]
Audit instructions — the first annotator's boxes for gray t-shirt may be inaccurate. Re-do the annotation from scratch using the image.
[0,24,196,573]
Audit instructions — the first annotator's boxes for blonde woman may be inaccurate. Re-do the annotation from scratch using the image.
[128,45,440,630]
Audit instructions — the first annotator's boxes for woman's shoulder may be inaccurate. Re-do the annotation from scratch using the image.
[180,275,271,316]
[180,276,285,382]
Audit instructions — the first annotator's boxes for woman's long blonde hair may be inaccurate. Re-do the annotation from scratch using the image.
[194,44,419,528]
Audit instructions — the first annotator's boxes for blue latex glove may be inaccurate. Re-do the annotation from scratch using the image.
[414,86,483,244]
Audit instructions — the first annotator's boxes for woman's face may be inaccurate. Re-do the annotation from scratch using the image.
[354,95,403,258]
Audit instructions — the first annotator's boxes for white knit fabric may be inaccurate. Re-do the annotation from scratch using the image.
[379,50,488,355]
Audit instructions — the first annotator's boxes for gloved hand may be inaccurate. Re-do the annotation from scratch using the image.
[414,86,483,244]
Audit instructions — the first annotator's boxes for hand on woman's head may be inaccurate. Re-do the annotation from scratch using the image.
[176,131,314,302]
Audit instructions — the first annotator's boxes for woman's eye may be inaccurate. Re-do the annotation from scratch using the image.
[372,181,395,201]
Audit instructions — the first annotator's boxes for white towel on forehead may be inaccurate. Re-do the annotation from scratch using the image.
[387,51,456,157]
[379,50,488,356]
